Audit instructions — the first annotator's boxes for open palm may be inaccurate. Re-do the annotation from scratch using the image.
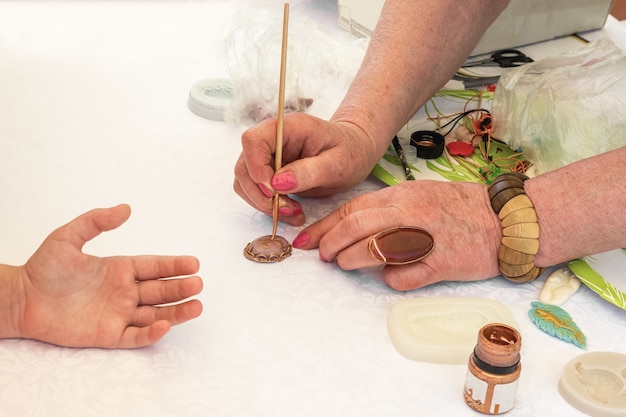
[16,204,203,348]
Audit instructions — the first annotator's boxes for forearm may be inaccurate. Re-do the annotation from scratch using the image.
[331,0,509,155]
[0,264,23,339]
[527,146,626,266]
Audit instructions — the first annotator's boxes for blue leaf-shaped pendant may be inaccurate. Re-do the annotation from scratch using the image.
[528,301,587,349]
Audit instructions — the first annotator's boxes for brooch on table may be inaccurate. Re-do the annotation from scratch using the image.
[528,301,587,349]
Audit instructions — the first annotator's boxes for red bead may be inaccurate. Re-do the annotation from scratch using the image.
[447,141,475,157]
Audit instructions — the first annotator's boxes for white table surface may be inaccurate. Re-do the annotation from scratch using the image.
[1,2,625,416]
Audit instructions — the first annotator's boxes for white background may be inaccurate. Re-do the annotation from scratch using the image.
[0,2,625,416]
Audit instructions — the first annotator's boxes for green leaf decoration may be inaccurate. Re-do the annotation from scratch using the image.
[528,301,586,349]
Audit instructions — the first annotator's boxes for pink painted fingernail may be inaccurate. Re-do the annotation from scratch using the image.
[258,183,274,198]
[292,232,309,248]
[292,205,303,216]
[278,205,303,216]
[271,172,296,192]
[278,206,293,215]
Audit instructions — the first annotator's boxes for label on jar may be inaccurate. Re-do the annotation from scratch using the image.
[463,370,519,414]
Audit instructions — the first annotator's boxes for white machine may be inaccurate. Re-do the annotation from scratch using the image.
[337,0,613,56]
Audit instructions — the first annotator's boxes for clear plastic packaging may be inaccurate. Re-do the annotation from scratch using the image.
[491,38,626,175]
[213,7,367,125]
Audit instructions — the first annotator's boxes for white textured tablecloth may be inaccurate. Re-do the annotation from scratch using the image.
[0,2,625,416]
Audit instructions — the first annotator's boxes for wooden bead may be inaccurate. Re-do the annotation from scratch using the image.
[499,260,536,277]
[498,245,535,265]
[501,207,537,227]
[504,266,544,283]
[490,187,525,214]
[488,176,525,201]
[502,236,540,254]
[498,194,534,219]
[503,223,540,239]
[489,172,528,188]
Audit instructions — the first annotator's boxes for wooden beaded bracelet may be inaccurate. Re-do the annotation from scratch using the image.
[488,172,544,283]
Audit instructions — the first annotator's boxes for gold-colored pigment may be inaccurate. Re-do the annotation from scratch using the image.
[463,323,522,415]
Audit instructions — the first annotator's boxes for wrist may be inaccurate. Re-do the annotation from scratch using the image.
[525,148,626,267]
[482,186,507,278]
[327,116,390,172]
[0,264,25,339]
[488,173,543,283]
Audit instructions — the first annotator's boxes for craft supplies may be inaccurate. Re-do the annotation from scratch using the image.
[244,3,293,263]
[539,267,581,306]
[462,49,533,68]
[410,130,444,159]
[187,78,233,121]
[528,301,586,349]
[391,136,415,180]
[558,351,626,417]
[568,248,626,310]
[463,323,522,415]
[492,38,626,175]
[387,298,518,365]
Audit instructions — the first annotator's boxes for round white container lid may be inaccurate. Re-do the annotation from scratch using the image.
[187,78,233,121]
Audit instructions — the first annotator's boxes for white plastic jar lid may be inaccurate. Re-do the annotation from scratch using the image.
[187,78,233,121]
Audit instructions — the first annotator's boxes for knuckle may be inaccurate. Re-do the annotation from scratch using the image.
[233,157,247,177]
[240,126,257,145]
[342,214,367,238]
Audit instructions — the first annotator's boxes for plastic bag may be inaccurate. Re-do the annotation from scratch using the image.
[213,7,367,125]
[491,37,626,175]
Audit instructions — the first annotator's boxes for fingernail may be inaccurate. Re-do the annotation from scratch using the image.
[258,183,274,198]
[292,232,309,249]
[271,172,296,192]
[278,205,303,216]
[278,206,293,215]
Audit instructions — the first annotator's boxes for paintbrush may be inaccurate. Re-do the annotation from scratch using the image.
[243,3,293,263]
[392,136,415,181]
[270,2,289,239]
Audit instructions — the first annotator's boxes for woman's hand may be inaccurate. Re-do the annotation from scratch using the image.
[292,180,503,291]
[234,112,384,226]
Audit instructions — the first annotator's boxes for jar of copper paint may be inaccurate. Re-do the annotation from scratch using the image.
[463,323,522,414]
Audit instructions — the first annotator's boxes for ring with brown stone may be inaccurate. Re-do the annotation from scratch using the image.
[367,226,435,265]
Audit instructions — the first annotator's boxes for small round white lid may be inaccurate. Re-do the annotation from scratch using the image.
[187,78,233,121]
[558,351,626,417]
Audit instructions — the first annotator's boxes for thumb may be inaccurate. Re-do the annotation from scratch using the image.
[51,204,132,251]
[271,149,356,197]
